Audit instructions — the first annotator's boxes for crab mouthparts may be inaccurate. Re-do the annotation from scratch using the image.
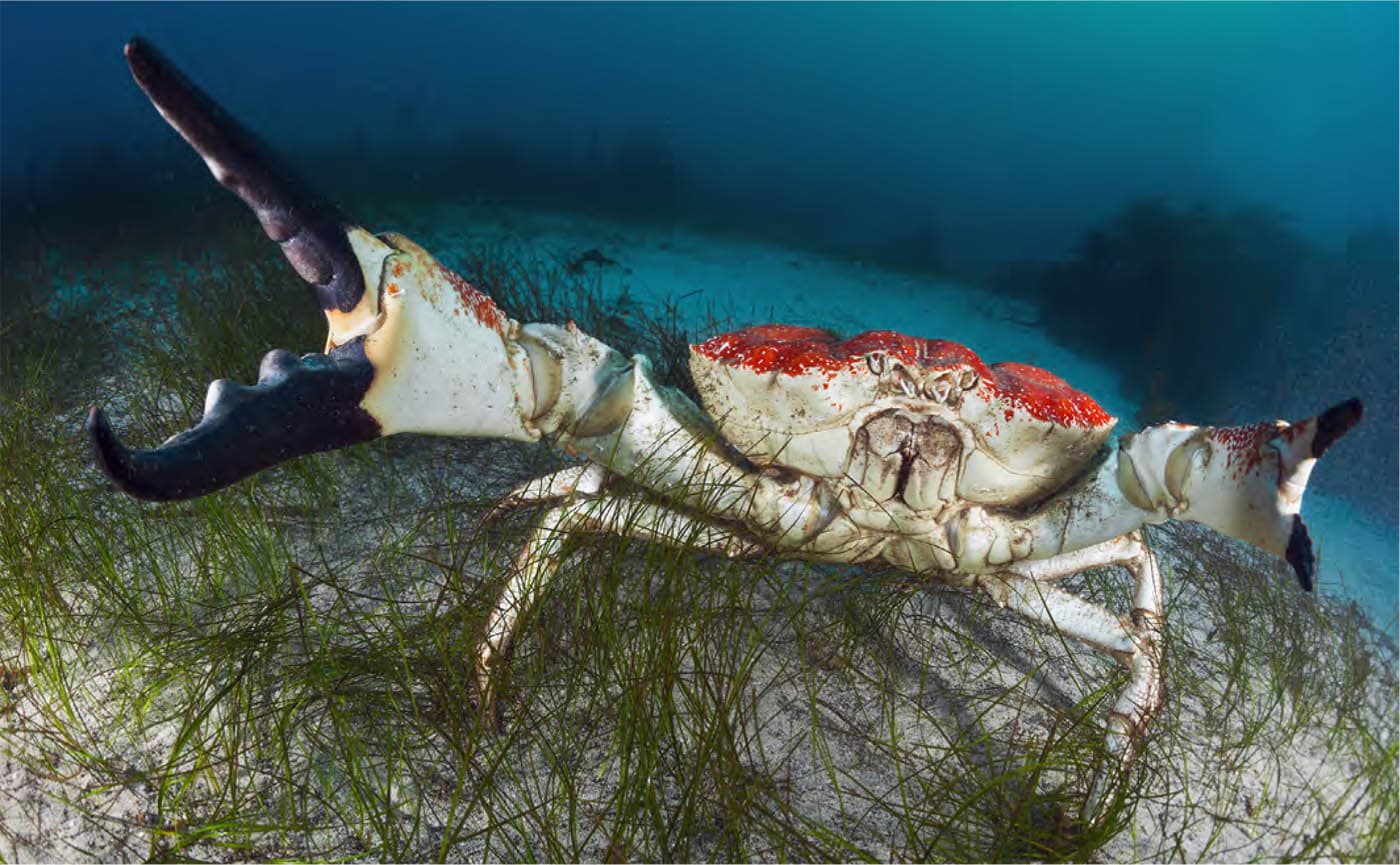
[88,341,382,501]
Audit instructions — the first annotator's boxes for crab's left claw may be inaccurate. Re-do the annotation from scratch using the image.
[1117,398,1364,591]
[93,39,671,504]
[90,39,552,501]
[85,39,396,501]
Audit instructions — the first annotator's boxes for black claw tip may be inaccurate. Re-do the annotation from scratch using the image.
[85,342,381,502]
[1311,398,1363,458]
[86,404,121,482]
[1284,515,1316,592]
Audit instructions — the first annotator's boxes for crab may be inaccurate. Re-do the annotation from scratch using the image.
[89,39,1363,821]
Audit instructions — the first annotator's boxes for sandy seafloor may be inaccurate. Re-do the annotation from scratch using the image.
[3,203,1397,862]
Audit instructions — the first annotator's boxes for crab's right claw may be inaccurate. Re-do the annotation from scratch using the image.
[92,39,539,503]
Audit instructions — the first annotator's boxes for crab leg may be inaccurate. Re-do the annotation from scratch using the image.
[476,493,764,723]
[982,531,1164,821]
[483,462,611,523]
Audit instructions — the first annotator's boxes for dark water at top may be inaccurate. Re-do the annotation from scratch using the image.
[5,3,1396,250]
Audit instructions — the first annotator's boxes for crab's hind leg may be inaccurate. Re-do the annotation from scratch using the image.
[979,531,1165,823]
[476,493,763,725]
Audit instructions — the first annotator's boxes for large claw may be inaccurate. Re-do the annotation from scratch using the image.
[89,40,543,501]
[92,38,697,504]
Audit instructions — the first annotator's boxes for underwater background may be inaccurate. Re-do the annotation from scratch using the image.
[3,0,1396,629]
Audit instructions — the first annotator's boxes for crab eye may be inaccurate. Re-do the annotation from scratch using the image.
[897,370,918,398]
[865,352,887,375]
[959,368,980,390]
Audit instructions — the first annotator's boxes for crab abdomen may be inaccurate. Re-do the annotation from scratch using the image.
[689,325,1117,507]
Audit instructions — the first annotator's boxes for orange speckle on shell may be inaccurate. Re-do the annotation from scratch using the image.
[1211,421,1280,480]
[438,264,506,335]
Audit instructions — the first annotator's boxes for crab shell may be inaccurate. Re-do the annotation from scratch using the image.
[690,325,1117,508]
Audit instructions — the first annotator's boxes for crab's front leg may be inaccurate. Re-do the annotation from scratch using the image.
[475,491,764,725]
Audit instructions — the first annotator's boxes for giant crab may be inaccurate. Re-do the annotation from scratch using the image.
[89,40,1363,821]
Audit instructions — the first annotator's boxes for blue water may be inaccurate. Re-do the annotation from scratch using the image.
[2,3,1395,628]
